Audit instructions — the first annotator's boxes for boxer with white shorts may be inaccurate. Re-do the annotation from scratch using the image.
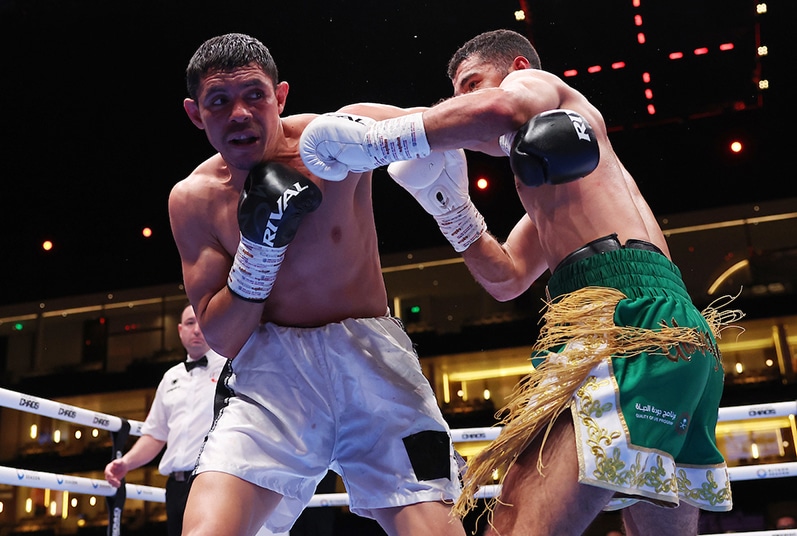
[169,33,466,536]
[198,316,461,534]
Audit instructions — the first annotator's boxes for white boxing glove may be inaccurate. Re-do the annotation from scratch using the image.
[388,150,486,252]
[300,112,432,181]
[299,113,376,181]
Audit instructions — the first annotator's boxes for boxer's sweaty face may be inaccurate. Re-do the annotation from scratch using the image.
[452,56,504,96]
[196,65,285,169]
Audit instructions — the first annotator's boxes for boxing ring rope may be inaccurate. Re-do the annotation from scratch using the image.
[2,386,796,535]
[0,465,165,502]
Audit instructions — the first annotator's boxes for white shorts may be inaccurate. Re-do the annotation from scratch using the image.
[196,316,461,533]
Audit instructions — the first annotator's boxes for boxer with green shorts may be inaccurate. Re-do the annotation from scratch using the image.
[301,26,746,536]
[543,239,731,511]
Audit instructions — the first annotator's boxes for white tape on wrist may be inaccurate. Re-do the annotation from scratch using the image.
[434,201,487,252]
[499,130,517,156]
[227,236,288,302]
[365,112,431,165]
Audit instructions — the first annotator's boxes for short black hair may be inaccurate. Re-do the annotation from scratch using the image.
[186,33,279,100]
[447,29,541,81]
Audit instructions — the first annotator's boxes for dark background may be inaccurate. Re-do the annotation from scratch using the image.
[0,0,792,305]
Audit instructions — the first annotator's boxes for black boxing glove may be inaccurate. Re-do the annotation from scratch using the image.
[227,162,322,302]
[502,109,600,187]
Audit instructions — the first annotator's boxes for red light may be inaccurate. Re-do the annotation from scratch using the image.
[644,89,653,99]
[563,69,578,77]
[476,178,489,190]
[634,14,643,26]
[611,61,626,70]
[669,52,684,60]
[694,47,709,55]
[646,104,656,115]
[587,65,602,74]
[637,32,646,44]
[730,141,743,153]
[719,43,734,51]
[642,72,651,83]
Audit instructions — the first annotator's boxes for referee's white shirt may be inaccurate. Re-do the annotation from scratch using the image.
[140,350,227,475]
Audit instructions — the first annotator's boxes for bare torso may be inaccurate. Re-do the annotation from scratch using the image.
[170,114,387,330]
[514,75,671,269]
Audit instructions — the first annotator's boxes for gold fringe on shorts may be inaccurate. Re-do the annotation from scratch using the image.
[452,286,743,521]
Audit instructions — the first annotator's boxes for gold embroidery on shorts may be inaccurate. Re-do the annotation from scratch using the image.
[575,377,678,494]
[453,287,741,520]
[577,377,621,466]
[677,469,732,507]
[574,374,732,508]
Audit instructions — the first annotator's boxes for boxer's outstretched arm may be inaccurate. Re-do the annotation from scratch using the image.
[460,214,548,302]
[337,102,428,121]
[387,150,546,301]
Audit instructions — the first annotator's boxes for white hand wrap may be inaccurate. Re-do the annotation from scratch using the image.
[499,130,517,156]
[433,201,487,252]
[227,236,288,302]
[388,150,486,252]
[365,112,431,165]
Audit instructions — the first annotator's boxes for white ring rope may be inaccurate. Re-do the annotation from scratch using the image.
[2,386,795,534]
[3,387,793,440]
[0,387,145,436]
[0,465,165,502]
[3,461,793,508]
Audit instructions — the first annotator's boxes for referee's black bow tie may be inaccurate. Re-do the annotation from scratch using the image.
[184,355,208,371]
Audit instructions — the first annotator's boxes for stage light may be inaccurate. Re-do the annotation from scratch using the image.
[708,259,750,295]
[535,0,761,127]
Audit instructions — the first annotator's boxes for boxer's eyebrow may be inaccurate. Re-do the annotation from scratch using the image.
[456,73,475,94]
